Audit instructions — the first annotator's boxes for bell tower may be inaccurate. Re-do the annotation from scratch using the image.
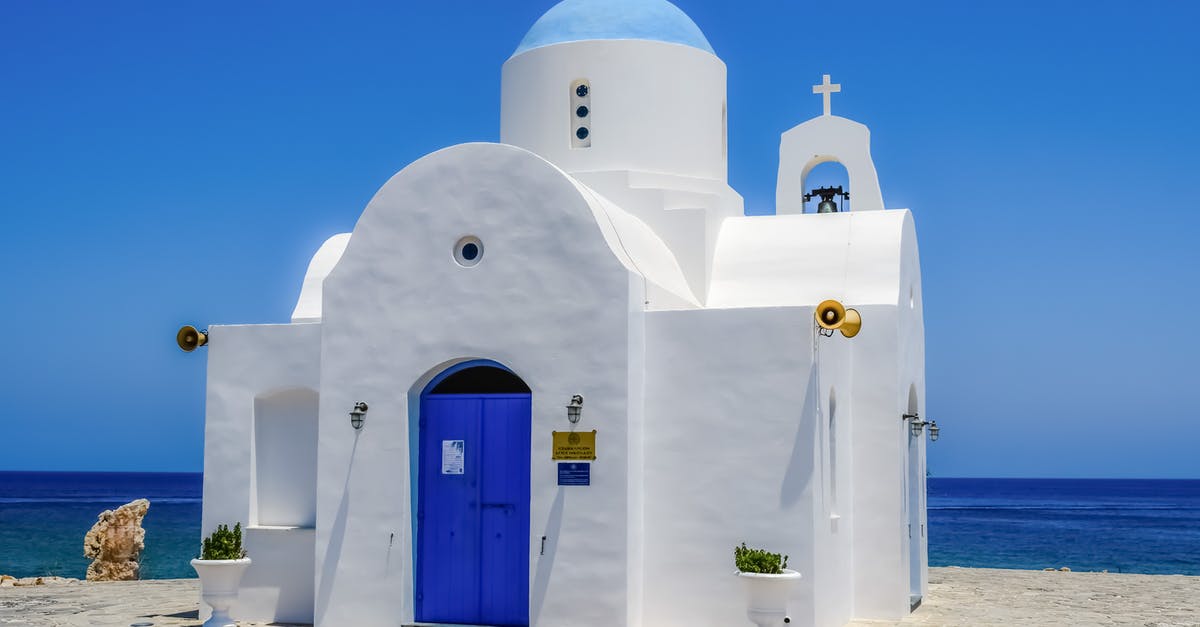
[776,75,887,215]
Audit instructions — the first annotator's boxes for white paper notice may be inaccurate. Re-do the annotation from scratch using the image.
[442,440,465,475]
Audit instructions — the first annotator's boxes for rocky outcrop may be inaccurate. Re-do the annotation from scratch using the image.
[83,498,150,581]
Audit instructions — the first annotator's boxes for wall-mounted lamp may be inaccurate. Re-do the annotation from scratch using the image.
[566,395,584,424]
[903,413,939,441]
[349,402,368,430]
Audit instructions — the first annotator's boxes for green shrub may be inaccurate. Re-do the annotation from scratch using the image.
[734,542,788,574]
[200,523,246,560]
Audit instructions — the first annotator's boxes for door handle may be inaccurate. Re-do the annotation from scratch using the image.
[481,503,513,510]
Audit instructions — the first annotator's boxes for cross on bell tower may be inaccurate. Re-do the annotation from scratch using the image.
[813,74,841,116]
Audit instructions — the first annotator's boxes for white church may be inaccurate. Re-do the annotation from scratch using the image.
[186,0,929,625]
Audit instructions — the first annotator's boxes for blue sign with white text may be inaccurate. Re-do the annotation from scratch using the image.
[557,462,590,486]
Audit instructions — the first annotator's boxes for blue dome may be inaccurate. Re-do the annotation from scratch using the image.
[513,0,715,57]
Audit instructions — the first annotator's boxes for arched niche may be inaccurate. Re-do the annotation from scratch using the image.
[828,388,839,512]
[251,387,319,528]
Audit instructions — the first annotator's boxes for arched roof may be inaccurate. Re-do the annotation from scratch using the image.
[513,0,714,57]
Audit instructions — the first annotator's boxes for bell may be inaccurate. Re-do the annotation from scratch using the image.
[817,199,838,213]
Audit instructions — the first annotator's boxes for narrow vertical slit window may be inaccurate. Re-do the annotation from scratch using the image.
[721,100,727,161]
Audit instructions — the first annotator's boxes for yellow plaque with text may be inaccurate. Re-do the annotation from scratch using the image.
[552,430,597,460]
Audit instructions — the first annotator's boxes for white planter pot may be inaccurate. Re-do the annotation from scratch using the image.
[191,558,251,627]
[737,569,801,627]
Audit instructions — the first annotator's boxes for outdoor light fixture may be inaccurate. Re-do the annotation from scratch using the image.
[349,402,368,430]
[903,413,939,441]
[566,395,584,424]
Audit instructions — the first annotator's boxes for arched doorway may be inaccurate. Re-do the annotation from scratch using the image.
[416,361,532,626]
[905,385,923,608]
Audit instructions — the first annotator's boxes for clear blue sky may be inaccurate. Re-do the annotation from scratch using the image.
[1,1,1197,477]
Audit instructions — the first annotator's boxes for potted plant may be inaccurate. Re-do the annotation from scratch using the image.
[734,542,801,627]
[191,523,250,627]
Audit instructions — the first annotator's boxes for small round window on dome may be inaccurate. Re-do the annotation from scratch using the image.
[454,236,484,267]
[571,79,591,148]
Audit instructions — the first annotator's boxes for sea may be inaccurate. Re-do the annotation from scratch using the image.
[0,472,201,579]
[1,473,1198,579]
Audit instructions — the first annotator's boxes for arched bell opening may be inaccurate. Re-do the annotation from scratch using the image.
[802,160,851,214]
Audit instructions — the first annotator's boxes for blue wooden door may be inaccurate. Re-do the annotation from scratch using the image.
[417,393,531,626]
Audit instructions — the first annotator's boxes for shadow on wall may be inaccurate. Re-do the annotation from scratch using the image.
[314,433,360,625]
[780,365,821,624]
[780,366,819,508]
[530,488,565,625]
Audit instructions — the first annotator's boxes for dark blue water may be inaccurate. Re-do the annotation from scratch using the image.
[2,474,1197,579]
[929,478,1200,575]
[0,472,201,579]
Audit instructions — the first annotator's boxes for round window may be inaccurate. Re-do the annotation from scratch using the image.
[576,127,589,140]
[454,236,484,267]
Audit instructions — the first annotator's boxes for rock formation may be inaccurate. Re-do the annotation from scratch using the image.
[83,498,150,581]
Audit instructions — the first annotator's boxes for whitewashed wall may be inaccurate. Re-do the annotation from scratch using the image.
[849,212,926,620]
[313,143,652,626]
[201,322,321,624]
[641,307,847,627]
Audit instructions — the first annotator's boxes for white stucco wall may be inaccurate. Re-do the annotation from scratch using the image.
[849,212,925,620]
[197,172,925,627]
[201,322,321,624]
[313,143,653,626]
[292,233,350,323]
[641,307,853,627]
[708,210,911,309]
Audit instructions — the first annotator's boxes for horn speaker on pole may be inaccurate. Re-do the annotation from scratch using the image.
[176,325,208,352]
[815,300,846,330]
[814,299,862,338]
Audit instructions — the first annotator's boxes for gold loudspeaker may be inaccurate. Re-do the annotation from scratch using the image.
[814,299,862,338]
[840,308,862,338]
[815,299,847,329]
[176,325,208,352]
